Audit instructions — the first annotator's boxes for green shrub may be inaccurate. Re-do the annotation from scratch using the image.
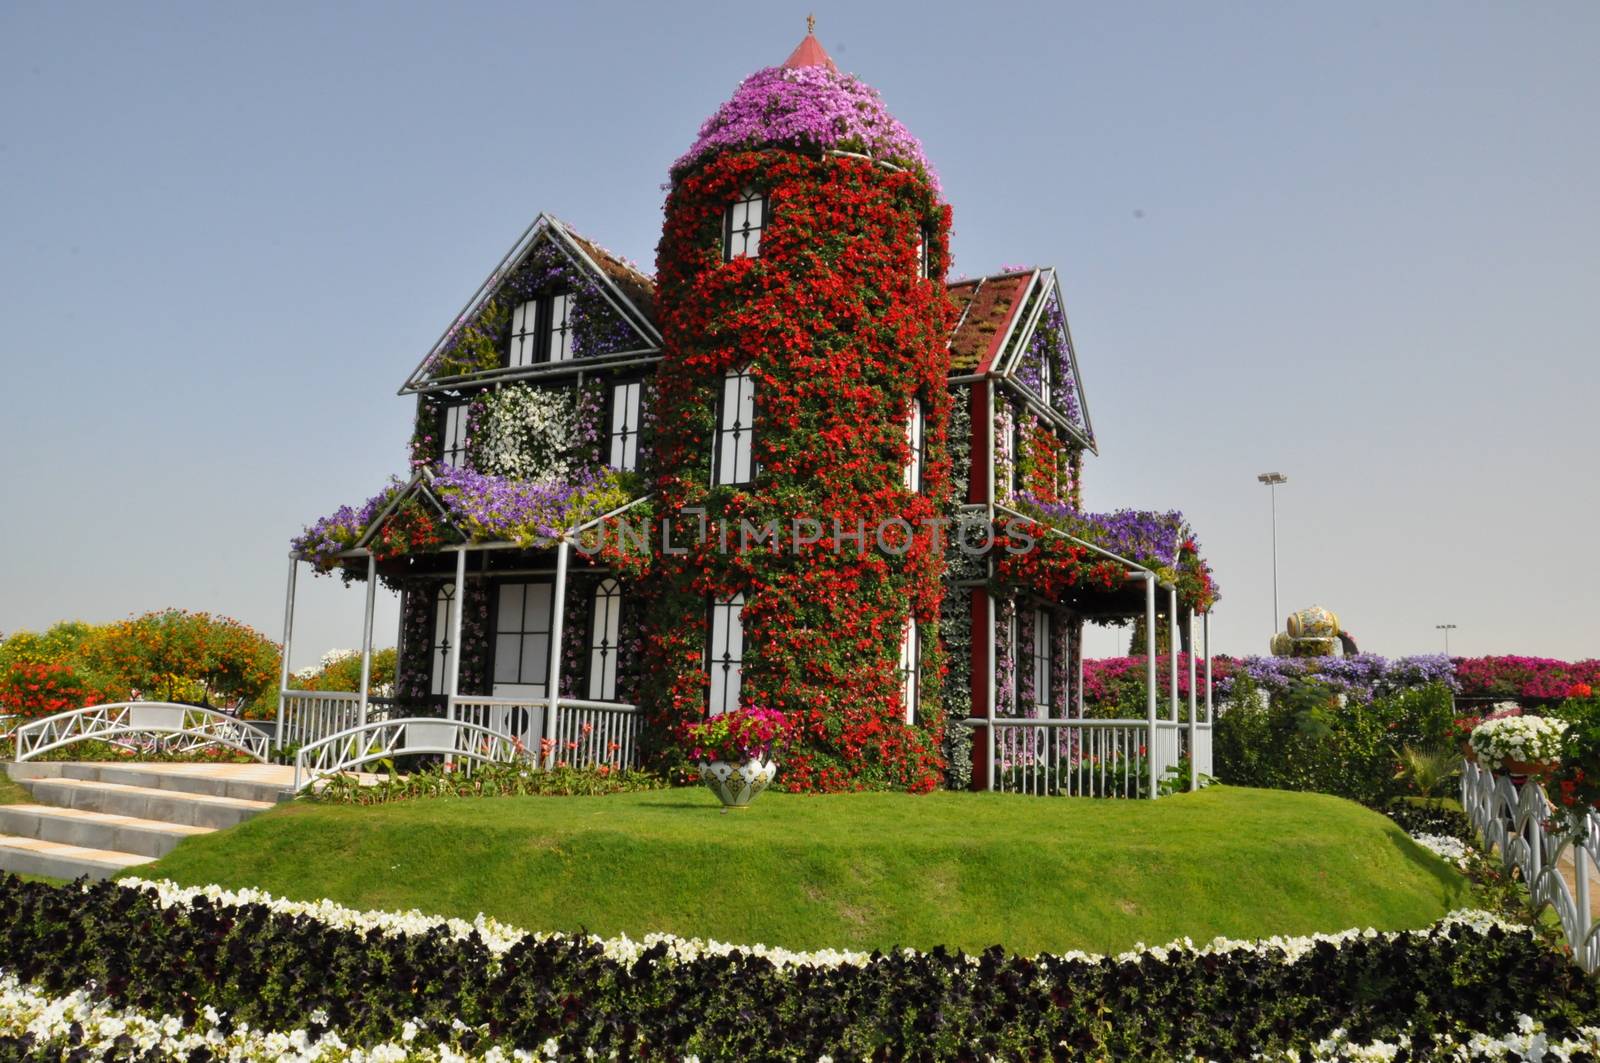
[1215,679,1457,807]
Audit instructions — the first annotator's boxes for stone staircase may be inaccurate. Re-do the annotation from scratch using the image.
[0,762,293,880]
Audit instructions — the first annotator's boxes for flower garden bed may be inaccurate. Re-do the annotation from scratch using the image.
[2,875,1598,1060]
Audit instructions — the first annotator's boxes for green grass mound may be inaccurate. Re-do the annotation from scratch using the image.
[135,785,1470,955]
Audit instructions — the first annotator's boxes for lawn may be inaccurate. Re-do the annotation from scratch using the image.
[134,785,1470,955]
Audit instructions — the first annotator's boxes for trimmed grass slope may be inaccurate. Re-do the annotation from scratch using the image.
[135,786,1470,955]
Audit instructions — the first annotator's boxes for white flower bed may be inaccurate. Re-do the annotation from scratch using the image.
[1470,715,1566,774]
[1409,832,1472,870]
[121,877,1516,972]
[0,877,1581,1061]
[0,972,544,1062]
[5,969,1599,1062]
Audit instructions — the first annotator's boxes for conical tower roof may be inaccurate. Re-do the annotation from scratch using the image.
[669,21,939,194]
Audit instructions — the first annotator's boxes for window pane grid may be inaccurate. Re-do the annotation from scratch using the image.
[430,584,456,697]
[900,618,919,724]
[493,582,553,692]
[548,293,572,362]
[441,404,470,469]
[1033,609,1052,715]
[588,579,623,701]
[713,370,755,486]
[509,300,539,367]
[707,592,745,716]
[903,399,923,491]
[724,190,766,261]
[609,381,642,472]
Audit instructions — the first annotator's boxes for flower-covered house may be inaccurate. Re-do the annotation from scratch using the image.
[282,27,1220,795]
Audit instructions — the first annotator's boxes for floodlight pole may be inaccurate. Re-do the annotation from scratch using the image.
[1257,472,1288,638]
[1436,623,1457,656]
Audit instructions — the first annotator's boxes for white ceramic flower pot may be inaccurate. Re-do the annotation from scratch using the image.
[700,757,777,809]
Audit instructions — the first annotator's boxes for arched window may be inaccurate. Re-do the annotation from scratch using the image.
[707,592,745,715]
[723,189,766,261]
[900,618,920,724]
[903,398,924,491]
[429,583,456,696]
[587,579,623,700]
[712,369,755,486]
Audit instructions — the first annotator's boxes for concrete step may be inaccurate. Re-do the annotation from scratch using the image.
[16,778,275,830]
[0,804,211,859]
[0,833,152,882]
[6,762,290,804]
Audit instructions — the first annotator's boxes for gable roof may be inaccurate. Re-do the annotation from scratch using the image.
[352,470,468,551]
[399,214,661,395]
[945,270,1034,373]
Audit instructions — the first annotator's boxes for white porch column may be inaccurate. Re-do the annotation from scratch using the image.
[358,553,377,727]
[446,547,467,701]
[1075,623,1084,718]
[1168,585,1180,723]
[1144,574,1157,799]
[274,556,299,751]
[1187,608,1198,792]
[1204,611,1213,725]
[544,540,570,768]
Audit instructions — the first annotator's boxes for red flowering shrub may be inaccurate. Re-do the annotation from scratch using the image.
[643,149,953,792]
[1455,656,1600,706]
[0,661,105,718]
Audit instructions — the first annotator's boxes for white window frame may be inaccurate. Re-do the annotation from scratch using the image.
[712,369,755,487]
[509,300,540,368]
[723,189,766,261]
[587,579,623,701]
[547,292,573,362]
[609,380,642,472]
[429,583,456,697]
[900,617,920,724]
[1040,354,1053,407]
[492,581,555,695]
[903,398,924,491]
[916,227,931,279]
[707,592,745,716]
[1032,608,1052,716]
[441,403,470,469]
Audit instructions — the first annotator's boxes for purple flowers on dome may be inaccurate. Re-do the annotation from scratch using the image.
[671,65,941,195]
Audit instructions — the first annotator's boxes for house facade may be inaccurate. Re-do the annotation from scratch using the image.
[281,30,1219,794]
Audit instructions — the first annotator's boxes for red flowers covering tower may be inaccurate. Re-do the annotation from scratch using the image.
[643,30,956,791]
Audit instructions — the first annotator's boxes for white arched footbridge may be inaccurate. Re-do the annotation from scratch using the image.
[291,717,527,792]
[12,703,270,763]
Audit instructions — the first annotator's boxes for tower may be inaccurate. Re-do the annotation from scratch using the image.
[643,27,955,791]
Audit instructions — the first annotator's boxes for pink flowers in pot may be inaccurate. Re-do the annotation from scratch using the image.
[686,708,793,764]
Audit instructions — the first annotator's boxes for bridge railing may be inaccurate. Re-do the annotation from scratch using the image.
[291,717,526,792]
[12,703,269,763]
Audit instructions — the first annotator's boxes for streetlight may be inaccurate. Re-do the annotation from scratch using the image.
[1257,472,1288,639]
[1436,623,1457,655]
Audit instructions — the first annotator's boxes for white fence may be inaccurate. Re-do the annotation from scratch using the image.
[448,696,642,770]
[278,692,365,749]
[1462,760,1600,972]
[982,716,1213,798]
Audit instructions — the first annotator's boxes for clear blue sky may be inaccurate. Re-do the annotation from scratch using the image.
[2,1,1596,667]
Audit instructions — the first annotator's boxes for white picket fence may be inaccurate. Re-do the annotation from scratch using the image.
[278,692,365,749]
[985,716,1212,798]
[448,696,641,770]
[1461,759,1600,972]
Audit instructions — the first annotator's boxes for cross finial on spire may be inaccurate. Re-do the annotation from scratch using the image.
[807,13,815,34]
[784,16,837,71]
